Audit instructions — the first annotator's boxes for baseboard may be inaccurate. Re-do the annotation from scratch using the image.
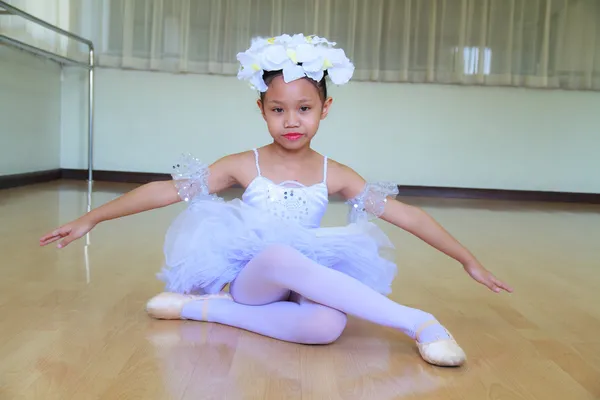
[396,185,600,204]
[2,168,599,205]
[61,169,170,184]
[0,169,61,190]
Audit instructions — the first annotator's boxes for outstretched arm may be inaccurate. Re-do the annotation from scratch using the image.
[332,162,513,294]
[39,154,239,249]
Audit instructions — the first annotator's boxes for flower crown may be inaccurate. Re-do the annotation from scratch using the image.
[236,33,355,92]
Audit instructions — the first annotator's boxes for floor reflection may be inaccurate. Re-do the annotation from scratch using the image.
[144,319,448,399]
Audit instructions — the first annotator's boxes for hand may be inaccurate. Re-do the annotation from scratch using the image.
[463,260,513,293]
[39,215,96,249]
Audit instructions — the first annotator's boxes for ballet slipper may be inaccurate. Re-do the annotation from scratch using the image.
[146,291,233,320]
[415,320,466,367]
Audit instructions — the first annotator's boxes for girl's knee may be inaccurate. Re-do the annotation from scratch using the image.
[301,307,347,345]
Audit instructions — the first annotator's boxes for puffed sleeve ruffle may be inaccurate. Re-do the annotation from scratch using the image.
[346,181,399,223]
[171,153,221,203]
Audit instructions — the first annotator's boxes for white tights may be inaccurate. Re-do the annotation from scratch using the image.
[181,244,450,344]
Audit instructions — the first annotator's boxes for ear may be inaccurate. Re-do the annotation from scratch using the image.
[257,99,266,119]
[320,97,333,120]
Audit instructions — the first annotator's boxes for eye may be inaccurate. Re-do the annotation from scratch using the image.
[300,106,310,112]
[272,107,283,113]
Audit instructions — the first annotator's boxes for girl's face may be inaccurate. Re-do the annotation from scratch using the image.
[257,75,332,150]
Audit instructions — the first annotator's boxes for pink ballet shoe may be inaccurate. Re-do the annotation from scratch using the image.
[145,291,233,320]
[415,320,466,367]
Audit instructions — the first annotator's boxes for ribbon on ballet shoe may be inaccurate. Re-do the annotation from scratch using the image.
[415,319,454,344]
[414,320,466,367]
[200,292,233,321]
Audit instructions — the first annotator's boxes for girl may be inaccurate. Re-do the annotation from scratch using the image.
[40,34,512,367]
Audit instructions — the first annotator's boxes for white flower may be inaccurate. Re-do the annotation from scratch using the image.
[236,51,267,91]
[322,48,355,85]
[236,33,355,92]
[288,33,309,46]
[306,35,336,47]
[261,45,288,69]
[248,37,270,52]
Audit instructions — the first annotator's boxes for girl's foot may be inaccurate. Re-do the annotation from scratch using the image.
[414,319,466,367]
[145,292,233,320]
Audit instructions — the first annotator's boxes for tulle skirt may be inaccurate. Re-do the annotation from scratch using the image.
[157,198,398,295]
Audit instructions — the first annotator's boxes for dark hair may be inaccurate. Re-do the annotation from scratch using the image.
[259,69,328,103]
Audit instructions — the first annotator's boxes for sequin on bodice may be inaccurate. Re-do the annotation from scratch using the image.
[241,149,329,229]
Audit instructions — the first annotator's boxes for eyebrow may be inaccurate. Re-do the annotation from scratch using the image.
[268,98,313,104]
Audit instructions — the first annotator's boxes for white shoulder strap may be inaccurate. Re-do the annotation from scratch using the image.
[252,148,262,176]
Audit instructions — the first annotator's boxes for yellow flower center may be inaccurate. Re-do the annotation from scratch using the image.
[251,63,261,71]
[287,49,298,64]
[267,37,275,44]
[323,58,333,69]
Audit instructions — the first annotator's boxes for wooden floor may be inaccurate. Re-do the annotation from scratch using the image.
[1,180,599,400]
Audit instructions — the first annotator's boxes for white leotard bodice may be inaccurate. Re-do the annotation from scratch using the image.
[242,149,329,228]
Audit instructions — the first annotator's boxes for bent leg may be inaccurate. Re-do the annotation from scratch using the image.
[181,294,347,344]
[225,244,465,366]
[178,248,349,344]
[232,245,447,341]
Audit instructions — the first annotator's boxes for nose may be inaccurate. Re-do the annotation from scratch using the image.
[284,111,300,128]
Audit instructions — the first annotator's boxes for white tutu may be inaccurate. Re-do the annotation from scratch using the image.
[157,153,400,296]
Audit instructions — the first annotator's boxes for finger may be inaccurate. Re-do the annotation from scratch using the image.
[57,234,76,249]
[41,227,68,242]
[40,232,65,245]
[40,235,60,246]
[41,226,72,244]
[494,278,513,293]
[40,232,59,243]
[484,279,501,293]
[41,234,68,246]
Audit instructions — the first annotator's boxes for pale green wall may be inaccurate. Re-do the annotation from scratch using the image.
[0,47,61,176]
[61,67,600,193]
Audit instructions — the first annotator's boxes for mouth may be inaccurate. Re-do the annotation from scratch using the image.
[282,133,304,141]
